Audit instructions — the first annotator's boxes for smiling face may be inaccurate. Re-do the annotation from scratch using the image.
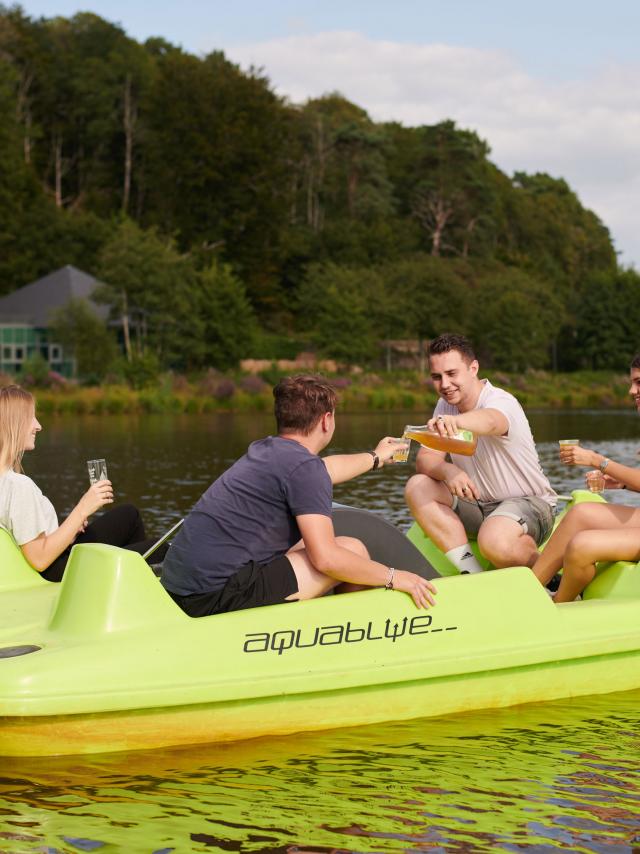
[429,349,481,412]
[22,411,42,452]
[629,367,640,411]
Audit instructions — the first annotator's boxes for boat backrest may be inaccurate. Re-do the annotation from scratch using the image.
[48,542,186,636]
[332,506,439,579]
[0,526,46,591]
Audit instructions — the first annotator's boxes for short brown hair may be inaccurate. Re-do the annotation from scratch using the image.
[428,333,476,364]
[274,375,337,435]
[631,354,640,370]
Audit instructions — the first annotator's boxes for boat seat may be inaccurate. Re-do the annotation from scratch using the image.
[0,526,46,591]
[583,560,640,600]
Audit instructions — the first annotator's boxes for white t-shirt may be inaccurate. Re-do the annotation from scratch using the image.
[0,469,59,545]
[433,379,556,506]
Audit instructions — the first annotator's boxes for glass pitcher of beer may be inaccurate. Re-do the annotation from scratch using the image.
[402,424,477,456]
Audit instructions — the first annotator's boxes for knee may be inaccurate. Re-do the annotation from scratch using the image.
[564,531,596,565]
[336,535,369,559]
[477,525,536,567]
[564,503,600,529]
[115,502,139,517]
[476,529,502,563]
[404,474,425,502]
[405,474,439,508]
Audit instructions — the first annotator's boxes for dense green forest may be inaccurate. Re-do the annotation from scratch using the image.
[1,5,637,377]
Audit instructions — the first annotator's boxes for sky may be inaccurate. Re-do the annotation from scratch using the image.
[20,0,640,266]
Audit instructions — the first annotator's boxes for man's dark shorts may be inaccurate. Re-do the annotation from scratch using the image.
[167,555,299,618]
[450,495,555,546]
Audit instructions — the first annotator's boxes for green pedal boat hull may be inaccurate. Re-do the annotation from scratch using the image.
[1,493,639,757]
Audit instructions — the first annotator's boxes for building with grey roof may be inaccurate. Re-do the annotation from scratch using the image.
[0,265,107,376]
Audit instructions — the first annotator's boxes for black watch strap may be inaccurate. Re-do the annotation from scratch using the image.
[368,450,380,471]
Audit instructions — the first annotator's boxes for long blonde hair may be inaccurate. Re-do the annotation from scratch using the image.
[0,385,35,473]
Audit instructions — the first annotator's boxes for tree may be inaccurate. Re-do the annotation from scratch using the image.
[297,264,379,363]
[471,267,564,371]
[379,255,471,372]
[196,263,258,369]
[570,269,640,370]
[0,56,105,291]
[408,122,498,258]
[142,49,291,310]
[95,218,202,368]
[49,298,118,378]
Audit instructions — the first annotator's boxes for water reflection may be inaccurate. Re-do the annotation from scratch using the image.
[1,692,639,852]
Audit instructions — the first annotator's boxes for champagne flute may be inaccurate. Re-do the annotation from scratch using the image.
[87,458,108,484]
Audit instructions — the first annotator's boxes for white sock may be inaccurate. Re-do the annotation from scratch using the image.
[446,543,484,574]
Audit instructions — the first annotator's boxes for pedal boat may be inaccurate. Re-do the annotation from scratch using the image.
[1,493,639,756]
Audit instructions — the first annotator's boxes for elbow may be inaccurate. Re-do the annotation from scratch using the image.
[20,549,49,573]
[307,547,336,575]
[491,415,509,436]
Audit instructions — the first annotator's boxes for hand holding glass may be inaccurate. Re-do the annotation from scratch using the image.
[87,458,108,484]
[558,439,579,465]
[392,428,412,463]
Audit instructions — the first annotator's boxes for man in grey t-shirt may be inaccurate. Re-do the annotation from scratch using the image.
[162,375,437,617]
[405,334,556,575]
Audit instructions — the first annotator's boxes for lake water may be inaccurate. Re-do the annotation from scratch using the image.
[2,410,640,852]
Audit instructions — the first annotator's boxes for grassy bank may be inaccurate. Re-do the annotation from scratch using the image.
[28,369,631,415]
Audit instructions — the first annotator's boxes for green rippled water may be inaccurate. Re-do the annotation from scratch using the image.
[1,691,639,852]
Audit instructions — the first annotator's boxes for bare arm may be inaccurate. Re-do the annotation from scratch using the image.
[323,436,405,484]
[427,407,508,437]
[21,480,114,571]
[297,514,436,608]
[415,447,480,500]
[560,446,640,492]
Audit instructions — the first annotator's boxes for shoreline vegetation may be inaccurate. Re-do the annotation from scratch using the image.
[26,369,631,415]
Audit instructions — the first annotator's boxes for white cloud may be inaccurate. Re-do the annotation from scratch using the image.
[225,31,640,266]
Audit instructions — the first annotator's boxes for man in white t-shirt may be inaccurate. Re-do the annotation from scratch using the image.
[405,333,556,574]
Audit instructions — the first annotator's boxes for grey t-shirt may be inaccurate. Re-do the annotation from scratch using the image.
[0,469,58,545]
[161,436,333,596]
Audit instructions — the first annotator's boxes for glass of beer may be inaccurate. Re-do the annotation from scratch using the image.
[392,429,411,463]
[585,470,605,493]
[558,439,579,464]
[87,458,108,484]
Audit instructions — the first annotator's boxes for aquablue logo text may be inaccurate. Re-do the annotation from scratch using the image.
[243,615,458,655]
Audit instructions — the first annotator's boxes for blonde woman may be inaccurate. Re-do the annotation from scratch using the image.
[0,385,163,581]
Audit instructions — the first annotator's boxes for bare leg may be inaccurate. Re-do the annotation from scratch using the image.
[285,536,370,600]
[533,503,640,587]
[556,527,640,602]
[405,473,467,552]
[476,516,539,568]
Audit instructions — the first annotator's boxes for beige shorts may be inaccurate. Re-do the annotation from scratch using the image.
[450,495,555,546]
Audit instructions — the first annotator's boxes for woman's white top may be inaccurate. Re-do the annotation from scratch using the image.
[0,470,58,545]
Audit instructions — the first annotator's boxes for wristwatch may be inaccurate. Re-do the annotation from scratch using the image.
[368,450,380,471]
[599,457,610,474]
